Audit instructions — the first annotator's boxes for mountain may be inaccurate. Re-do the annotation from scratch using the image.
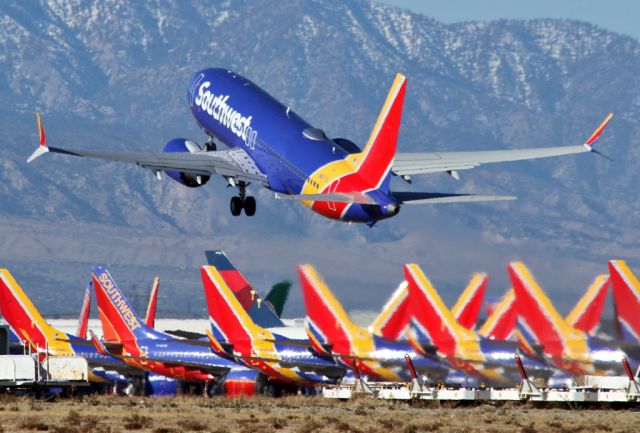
[0,0,638,317]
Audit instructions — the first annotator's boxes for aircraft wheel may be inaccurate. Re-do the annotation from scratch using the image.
[244,196,256,216]
[230,196,243,216]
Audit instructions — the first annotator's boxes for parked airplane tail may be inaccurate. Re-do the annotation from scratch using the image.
[608,260,640,343]
[369,281,409,340]
[200,265,266,345]
[451,273,489,330]
[403,264,480,360]
[144,277,159,328]
[264,281,290,318]
[204,250,284,328]
[298,265,367,356]
[0,269,57,350]
[508,262,589,361]
[565,274,610,336]
[478,289,517,340]
[351,73,407,191]
[91,266,162,343]
[75,282,92,339]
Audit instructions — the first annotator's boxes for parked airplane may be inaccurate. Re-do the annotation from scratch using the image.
[201,265,343,393]
[298,264,452,383]
[28,68,613,225]
[403,264,554,385]
[0,269,131,386]
[508,262,629,375]
[90,266,240,386]
[369,273,488,340]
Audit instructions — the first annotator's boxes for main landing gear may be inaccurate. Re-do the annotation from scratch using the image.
[229,181,256,217]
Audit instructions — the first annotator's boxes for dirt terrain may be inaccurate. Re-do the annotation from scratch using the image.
[0,394,636,433]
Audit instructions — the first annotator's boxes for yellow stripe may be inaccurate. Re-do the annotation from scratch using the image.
[451,273,486,323]
[478,289,515,338]
[369,281,408,335]
[511,262,590,361]
[585,113,613,144]
[611,260,640,301]
[565,274,608,329]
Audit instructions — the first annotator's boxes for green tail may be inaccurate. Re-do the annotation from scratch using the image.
[265,280,291,318]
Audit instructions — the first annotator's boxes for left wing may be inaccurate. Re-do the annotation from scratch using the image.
[393,114,613,177]
[28,114,268,186]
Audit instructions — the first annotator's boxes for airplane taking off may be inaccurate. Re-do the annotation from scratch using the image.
[28,69,613,225]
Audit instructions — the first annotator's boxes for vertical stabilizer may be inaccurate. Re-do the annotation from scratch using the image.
[608,260,640,343]
[369,281,409,340]
[144,277,159,329]
[451,273,489,330]
[478,289,517,340]
[75,282,92,339]
[565,275,610,336]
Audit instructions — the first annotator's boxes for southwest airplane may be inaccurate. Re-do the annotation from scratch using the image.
[201,265,344,393]
[298,264,453,383]
[28,69,613,225]
[508,262,631,376]
[608,260,640,344]
[0,269,132,386]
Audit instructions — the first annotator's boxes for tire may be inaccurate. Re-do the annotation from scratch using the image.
[230,196,243,216]
[244,196,256,216]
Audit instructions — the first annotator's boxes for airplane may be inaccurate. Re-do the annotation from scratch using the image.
[369,273,488,340]
[403,264,555,386]
[28,68,614,225]
[508,261,630,376]
[298,264,453,383]
[89,266,243,387]
[608,260,640,344]
[0,269,132,388]
[201,265,344,394]
[144,277,160,329]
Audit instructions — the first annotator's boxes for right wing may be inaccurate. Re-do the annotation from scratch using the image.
[28,114,268,186]
[393,114,613,177]
[392,191,516,205]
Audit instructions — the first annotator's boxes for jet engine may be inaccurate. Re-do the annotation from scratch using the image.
[162,138,211,187]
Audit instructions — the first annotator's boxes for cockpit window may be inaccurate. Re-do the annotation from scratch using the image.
[302,127,329,141]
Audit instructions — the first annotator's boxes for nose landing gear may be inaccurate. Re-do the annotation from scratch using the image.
[229,181,256,217]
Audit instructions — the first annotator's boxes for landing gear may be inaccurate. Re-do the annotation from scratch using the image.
[229,181,256,217]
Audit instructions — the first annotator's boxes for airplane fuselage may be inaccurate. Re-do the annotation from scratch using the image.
[189,68,399,223]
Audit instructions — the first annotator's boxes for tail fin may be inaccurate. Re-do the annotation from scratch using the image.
[0,269,57,350]
[297,265,367,356]
[264,281,291,318]
[508,262,588,360]
[478,289,517,340]
[75,282,92,339]
[91,266,158,343]
[368,281,410,340]
[144,277,159,328]
[205,250,283,327]
[350,73,407,190]
[403,264,481,360]
[608,260,640,343]
[565,275,610,336]
[200,265,268,345]
[451,273,489,330]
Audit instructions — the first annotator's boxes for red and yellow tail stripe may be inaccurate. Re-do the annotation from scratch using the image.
[144,277,160,328]
[565,275,609,335]
[608,260,640,341]
[478,289,517,340]
[584,113,613,147]
[508,262,590,365]
[451,273,488,330]
[369,281,409,340]
[0,269,73,355]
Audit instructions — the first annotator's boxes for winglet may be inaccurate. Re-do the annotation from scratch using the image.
[583,113,613,151]
[27,113,50,163]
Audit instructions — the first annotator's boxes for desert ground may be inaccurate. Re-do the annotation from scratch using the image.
[0,394,637,433]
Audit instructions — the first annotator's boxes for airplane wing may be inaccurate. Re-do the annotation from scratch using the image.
[27,114,268,186]
[393,114,613,177]
[274,191,377,205]
[392,191,516,204]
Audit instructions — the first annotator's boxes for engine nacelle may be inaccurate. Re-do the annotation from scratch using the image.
[222,368,264,397]
[332,137,361,154]
[144,372,178,396]
[162,138,211,187]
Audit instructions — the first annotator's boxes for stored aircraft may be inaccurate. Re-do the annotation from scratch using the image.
[28,69,613,225]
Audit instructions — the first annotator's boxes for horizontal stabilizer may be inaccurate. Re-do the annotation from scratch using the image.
[275,192,377,205]
[392,191,516,205]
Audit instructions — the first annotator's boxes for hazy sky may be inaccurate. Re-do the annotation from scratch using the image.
[378,0,640,41]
